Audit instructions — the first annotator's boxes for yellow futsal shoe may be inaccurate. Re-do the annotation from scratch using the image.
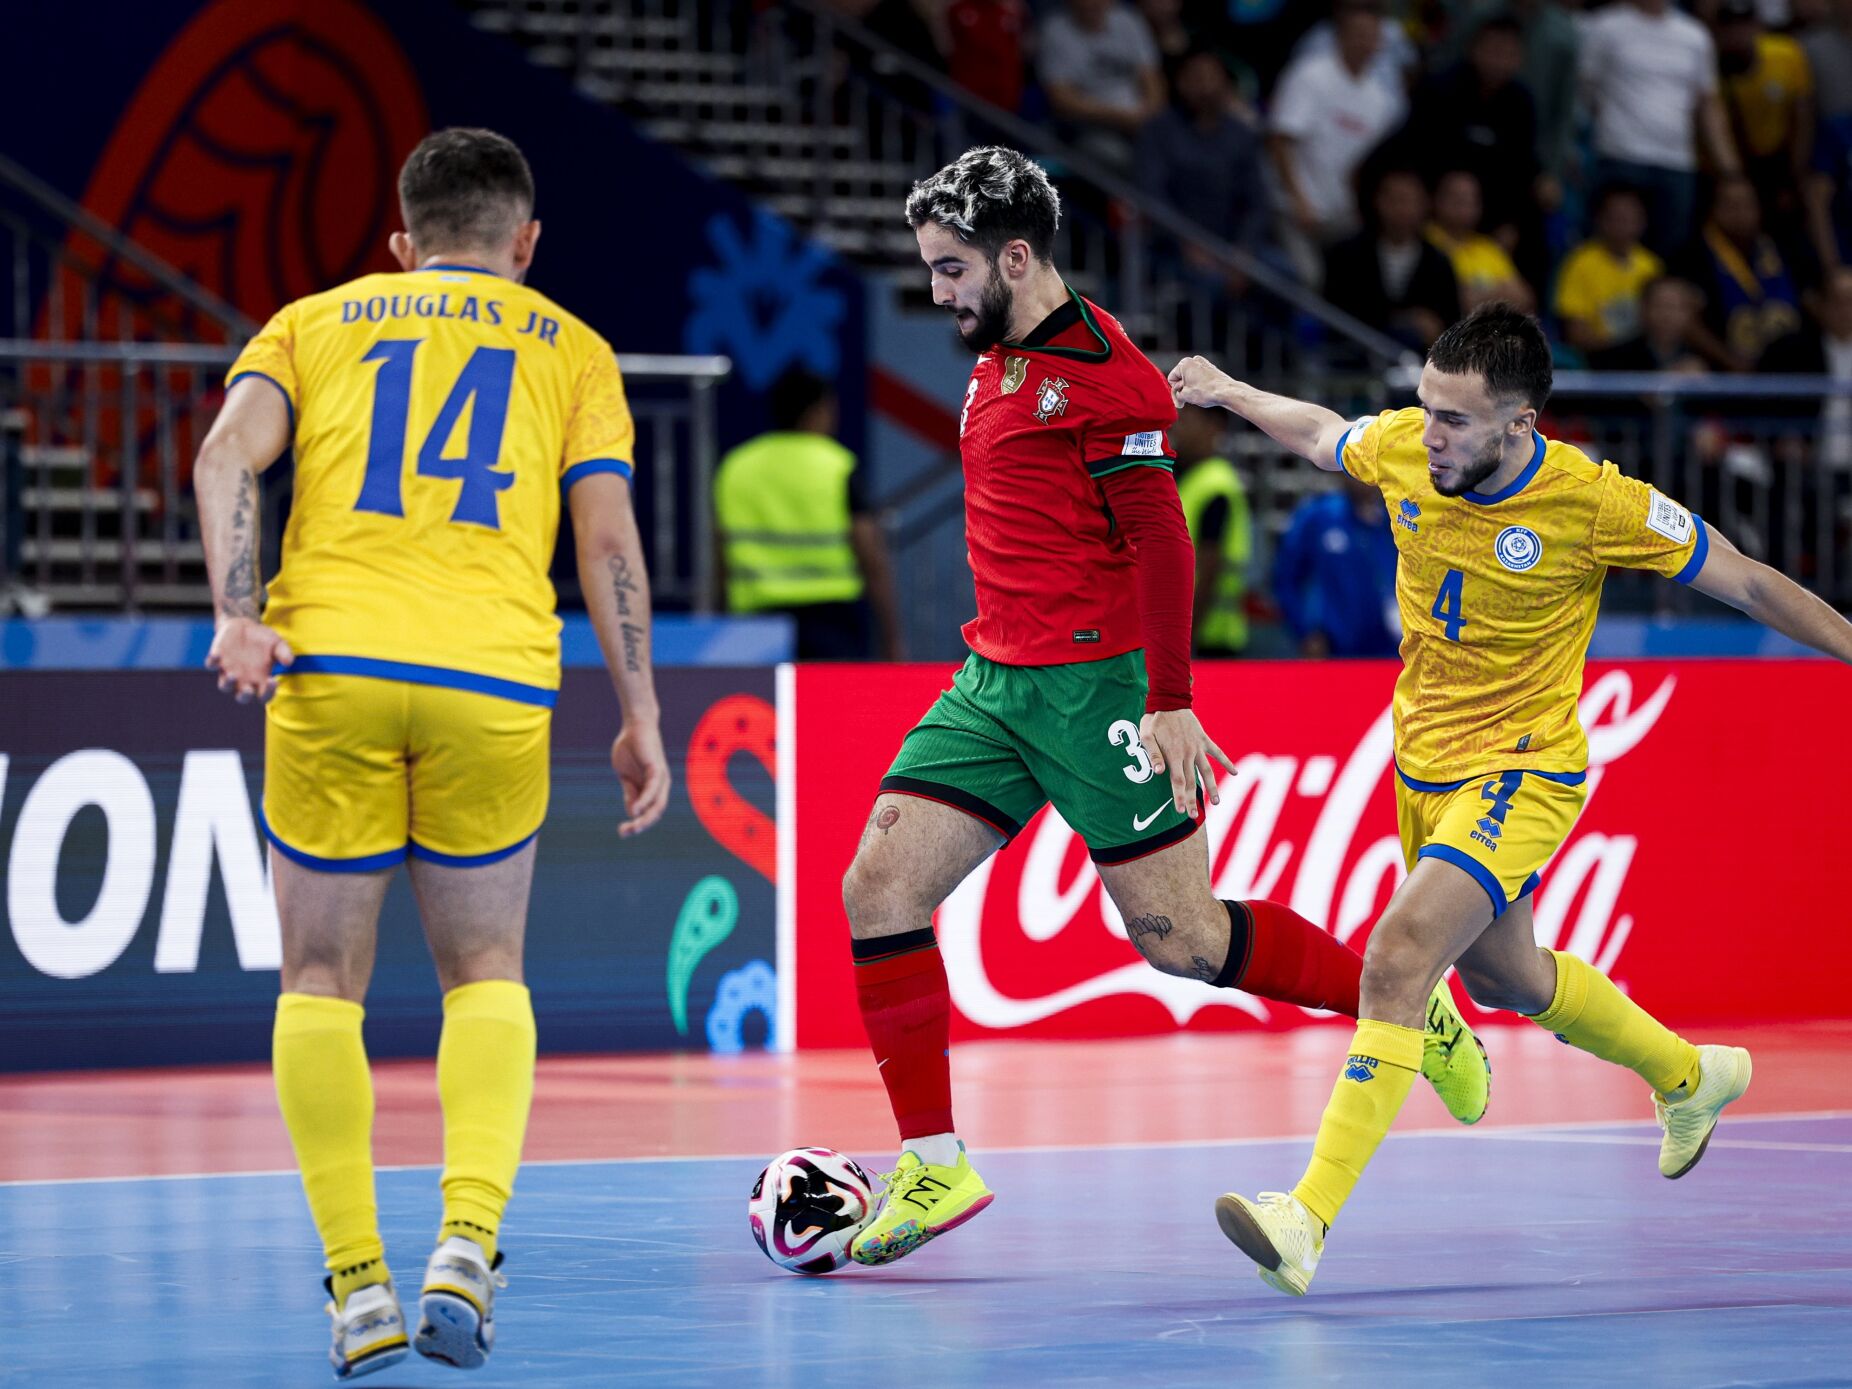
[1215,1191,1325,1296]
[1421,981,1490,1125]
[849,1147,994,1266]
[1656,1044,1753,1178]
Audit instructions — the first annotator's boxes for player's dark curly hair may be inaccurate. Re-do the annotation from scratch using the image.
[904,146,1061,263]
[1427,304,1554,413]
[399,128,535,252]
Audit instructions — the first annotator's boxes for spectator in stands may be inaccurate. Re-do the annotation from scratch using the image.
[1580,0,1743,257]
[1807,93,1852,271]
[1285,1,1419,96]
[1450,0,1580,204]
[947,0,1029,113]
[1761,265,1852,467]
[1137,47,1272,299]
[1038,0,1167,168]
[1172,404,1253,657]
[1798,0,1852,121]
[1715,0,1815,254]
[1271,475,1400,659]
[714,370,904,661]
[1402,17,1543,271]
[1554,185,1664,355]
[1268,0,1408,287]
[1428,169,1536,313]
[1587,275,1708,372]
[1674,175,1805,370]
[1325,168,1462,349]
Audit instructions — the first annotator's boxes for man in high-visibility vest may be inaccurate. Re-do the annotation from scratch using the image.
[714,370,903,659]
[1173,404,1252,655]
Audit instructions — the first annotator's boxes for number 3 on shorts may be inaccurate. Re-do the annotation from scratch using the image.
[1108,718,1155,784]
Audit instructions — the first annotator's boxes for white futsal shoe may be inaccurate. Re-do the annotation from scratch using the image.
[1656,1044,1753,1178]
[1215,1190,1326,1296]
[414,1235,507,1369]
[325,1279,409,1379]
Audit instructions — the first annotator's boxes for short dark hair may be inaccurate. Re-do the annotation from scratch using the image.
[904,146,1062,263]
[1427,304,1554,412]
[399,128,535,252]
[1471,15,1523,43]
[1592,182,1646,216]
[768,369,834,431]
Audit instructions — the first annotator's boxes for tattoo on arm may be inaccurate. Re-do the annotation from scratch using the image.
[608,555,646,673]
[219,469,261,621]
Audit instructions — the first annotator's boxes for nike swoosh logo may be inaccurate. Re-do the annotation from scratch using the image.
[1132,804,1171,831]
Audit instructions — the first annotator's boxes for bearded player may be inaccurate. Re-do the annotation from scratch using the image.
[842,147,1489,1268]
[1171,304,1852,1295]
[196,129,670,1373]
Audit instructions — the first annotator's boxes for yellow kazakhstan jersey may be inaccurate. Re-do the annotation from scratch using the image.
[226,263,635,700]
[1338,407,1709,783]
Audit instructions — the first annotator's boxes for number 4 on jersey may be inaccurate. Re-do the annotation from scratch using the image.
[1431,568,1468,641]
[356,340,517,528]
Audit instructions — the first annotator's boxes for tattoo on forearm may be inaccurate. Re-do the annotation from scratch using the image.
[219,470,261,620]
[620,621,645,674]
[1124,914,1174,958]
[608,554,639,619]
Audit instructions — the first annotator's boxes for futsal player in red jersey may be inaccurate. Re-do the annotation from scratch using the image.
[843,147,1489,1267]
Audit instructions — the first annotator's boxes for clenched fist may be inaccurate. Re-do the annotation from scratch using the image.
[1168,356,1238,410]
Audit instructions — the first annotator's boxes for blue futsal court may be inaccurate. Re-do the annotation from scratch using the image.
[8,1110,1849,1388]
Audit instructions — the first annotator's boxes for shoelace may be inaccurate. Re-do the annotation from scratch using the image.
[1253,1191,1325,1245]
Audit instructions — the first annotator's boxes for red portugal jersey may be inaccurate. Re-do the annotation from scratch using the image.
[957,289,1178,665]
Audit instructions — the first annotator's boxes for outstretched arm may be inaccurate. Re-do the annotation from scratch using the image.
[1168,357,1352,470]
[1688,528,1852,662]
[195,377,294,702]
[571,473,672,835]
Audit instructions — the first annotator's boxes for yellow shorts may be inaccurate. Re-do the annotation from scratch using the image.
[262,671,551,870]
[1394,766,1589,918]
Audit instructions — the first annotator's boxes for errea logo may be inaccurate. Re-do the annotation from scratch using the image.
[1395,498,1420,534]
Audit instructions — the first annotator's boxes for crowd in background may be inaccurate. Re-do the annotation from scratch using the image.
[835,0,1852,378]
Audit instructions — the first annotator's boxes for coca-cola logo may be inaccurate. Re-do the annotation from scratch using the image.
[937,671,1677,1032]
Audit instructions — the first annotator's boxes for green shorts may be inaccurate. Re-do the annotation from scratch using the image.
[881,650,1199,863]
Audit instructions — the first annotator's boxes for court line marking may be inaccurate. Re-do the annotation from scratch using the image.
[3,1108,1847,1189]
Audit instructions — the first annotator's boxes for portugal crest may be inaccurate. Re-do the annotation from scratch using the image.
[1032,375,1071,424]
[1001,356,1028,394]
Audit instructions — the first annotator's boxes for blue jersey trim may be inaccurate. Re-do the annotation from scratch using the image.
[1418,844,1508,917]
[1334,430,1350,475]
[1397,764,1588,792]
[1462,432,1547,505]
[408,831,539,868]
[258,807,407,873]
[1673,515,1711,585]
[423,262,498,276]
[1518,871,1542,901]
[281,655,559,708]
[562,458,635,489]
[228,371,296,437]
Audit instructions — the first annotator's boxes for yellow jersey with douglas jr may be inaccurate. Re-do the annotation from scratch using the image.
[1337,406,1708,785]
[226,263,635,704]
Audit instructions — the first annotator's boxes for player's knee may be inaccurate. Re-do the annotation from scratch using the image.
[1121,904,1219,981]
[1359,921,1434,1009]
[842,854,912,935]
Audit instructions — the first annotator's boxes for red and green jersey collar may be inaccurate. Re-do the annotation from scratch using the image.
[1000,284,1113,362]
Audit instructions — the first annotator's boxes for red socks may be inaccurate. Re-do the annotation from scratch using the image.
[852,927,954,1139]
[1217,899,1362,1018]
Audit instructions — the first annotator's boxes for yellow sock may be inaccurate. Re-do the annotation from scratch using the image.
[1528,950,1700,1097]
[1292,1019,1423,1229]
[273,992,388,1304]
[437,980,537,1265]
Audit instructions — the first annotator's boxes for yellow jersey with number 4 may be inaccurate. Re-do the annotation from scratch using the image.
[1337,406,1707,783]
[225,263,635,702]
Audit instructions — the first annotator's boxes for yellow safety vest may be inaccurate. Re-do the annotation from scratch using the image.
[1175,456,1251,653]
[714,431,864,612]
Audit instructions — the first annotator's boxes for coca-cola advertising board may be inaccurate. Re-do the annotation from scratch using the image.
[790,661,1850,1046]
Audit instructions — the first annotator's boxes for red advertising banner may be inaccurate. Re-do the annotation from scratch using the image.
[792,660,1850,1047]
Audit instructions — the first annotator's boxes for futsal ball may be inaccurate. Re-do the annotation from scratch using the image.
[748,1147,878,1274]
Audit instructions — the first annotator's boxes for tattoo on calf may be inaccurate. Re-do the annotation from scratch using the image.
[1190,955,1216,982]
